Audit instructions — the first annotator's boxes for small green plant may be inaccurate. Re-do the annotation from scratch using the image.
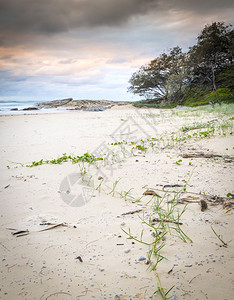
[176,159,182,165]
[118,188,134,202]
[211,225,228,247]
[136,144,148,151]
[96,178,104,193]
[109,179,121,197]
[111,141,124,145]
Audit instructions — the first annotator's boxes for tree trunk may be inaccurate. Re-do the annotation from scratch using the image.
[211,63,221,105]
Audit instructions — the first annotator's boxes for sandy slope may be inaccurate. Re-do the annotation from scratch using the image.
[0,106,234,299]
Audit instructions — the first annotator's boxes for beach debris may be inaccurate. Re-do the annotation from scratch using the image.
[144,259,150,265]
[0,242,9,251]
[124,248,131,253]
[75,256,83,262]
[180,196,200,204]
[181,151,234,162]
[138,256,147,261]
[8,222,70,237]
[122,271,132,278]
[121,209,142,216]
[143,190,161,197]
[169,191,233,209]
[200,200,208,211]
[163,184,184,188]
[152,218,183,225]
[181,152,223,159]
[115,294,121,299]
[99,267,105,272]
[4,184,10,189]
[39,223,68,232]
[223,200,232,209]
[41,292,72,299]
[189,274,202,284]
[168,264,178,274]
[205,194,234,207]
[98,176,103,180]
[143,189,155,195]
[11,230,29,237]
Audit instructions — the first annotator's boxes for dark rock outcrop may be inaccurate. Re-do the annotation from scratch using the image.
[22,107,39,111]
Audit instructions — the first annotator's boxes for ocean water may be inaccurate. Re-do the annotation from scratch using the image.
[0,100,39,112]
[0,100,67,115]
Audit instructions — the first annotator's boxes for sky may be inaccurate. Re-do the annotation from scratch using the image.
[0,0,234,102]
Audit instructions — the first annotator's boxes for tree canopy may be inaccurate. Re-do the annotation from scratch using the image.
[128,21,234,106]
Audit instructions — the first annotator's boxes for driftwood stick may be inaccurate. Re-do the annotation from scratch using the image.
[181,152,234,160]
[121,209,143,216]
[145,186,230,200]
[152,218,183,225]
[181,152,223,159]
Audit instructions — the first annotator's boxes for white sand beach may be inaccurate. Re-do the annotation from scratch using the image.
[0,106,234,300]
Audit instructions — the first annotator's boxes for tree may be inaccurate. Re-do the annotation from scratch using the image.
[188,22,233,104]
[128,21,233,106]
[128,47,189,102]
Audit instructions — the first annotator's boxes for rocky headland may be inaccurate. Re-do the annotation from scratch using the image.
[36,98,129,111]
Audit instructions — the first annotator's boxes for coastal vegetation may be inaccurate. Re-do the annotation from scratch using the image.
[128,21,234,107]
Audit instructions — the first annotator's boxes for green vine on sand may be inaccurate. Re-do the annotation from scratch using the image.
[25,152,103,167]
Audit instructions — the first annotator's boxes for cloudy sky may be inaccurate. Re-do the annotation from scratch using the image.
[0,0,234,102]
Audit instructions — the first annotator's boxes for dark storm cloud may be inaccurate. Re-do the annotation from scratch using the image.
[1,0,233,35]
[0,0,157,34]
[170,0,234,13]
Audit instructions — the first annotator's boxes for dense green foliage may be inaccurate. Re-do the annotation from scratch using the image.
[129,22,234,107]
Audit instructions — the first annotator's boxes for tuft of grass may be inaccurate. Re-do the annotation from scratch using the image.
[122,188,192,299]
[195,103,234,115]
[211,225,228,247]
[181,122,213,132]
[109,178,121,197]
